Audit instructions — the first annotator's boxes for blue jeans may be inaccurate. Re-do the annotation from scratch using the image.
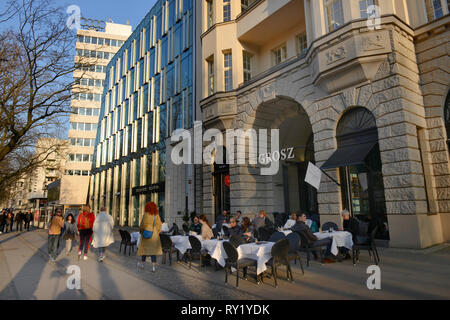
[142,256,156,263]
[98,247,106,257]
[48,235,60,259]
[311,238,333,258]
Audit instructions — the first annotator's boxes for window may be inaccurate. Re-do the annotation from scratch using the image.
[359,0,378,19]
[207,0,214,28]
[272,44,287,66]
[224,52,233,91]
[324,0,344,32]
[243,51,252,83]
[223,0,231,22]
[296,32,308,56]
[207,58,214,95]
[425,0,446,21]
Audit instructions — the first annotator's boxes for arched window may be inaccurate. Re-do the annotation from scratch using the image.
[322,107,388,240]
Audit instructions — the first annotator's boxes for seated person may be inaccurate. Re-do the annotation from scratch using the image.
[291,213,333,260]
[308,219,319,233]
[213,210,230,234]
[252,210,274,232]
[199,215,214,240]
[283,212,297,229]
[189,216,202,235]
[227,217,243,238]
[240,217,254,242]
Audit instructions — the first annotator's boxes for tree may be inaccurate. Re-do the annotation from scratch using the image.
[0,0,92,192]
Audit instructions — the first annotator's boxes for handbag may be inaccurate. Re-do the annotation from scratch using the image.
[142,216,156,239]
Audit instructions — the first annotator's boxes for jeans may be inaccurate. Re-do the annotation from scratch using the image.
[79,229,93,254]
[66,239,72,252]
[48,235,60,259]
[98,247,106,257]
[142,256,157,263]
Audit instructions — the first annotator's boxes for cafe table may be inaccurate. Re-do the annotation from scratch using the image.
[313,231,353,256]
[236,241,275,275]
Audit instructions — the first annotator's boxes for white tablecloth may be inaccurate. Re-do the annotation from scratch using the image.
[203,239,227,267]
[170,235,204,255]
[130,232,141,247]
[314,231,353,256]
[237,242,275,275]
[161,223,169,233]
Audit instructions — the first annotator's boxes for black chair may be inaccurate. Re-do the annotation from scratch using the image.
[257,227,271,241]
[297,231,326,266]
[229,234,245,248]
[286,232,305,275]
[265,238,292,287]
[182,224,189,235]
[322,222,339,232]
[118,229,126,253]
[222,241,257,288]
[222,225,230,238]
[268,231,285,243]
[186,236,208,269]
[353,226,380,266]
[160,234,179,265]
[121,230,137,256]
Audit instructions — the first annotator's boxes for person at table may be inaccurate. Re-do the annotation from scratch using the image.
[199,215,214,240]
[213,210,230,235]
[252,210,274,233]
[137,202,162,272]
[241,217,254,242]
[291,213,334,260]
[235,210,242,223]
[227,217,243,238]
[189,216,202,235]
[283,212,297,230]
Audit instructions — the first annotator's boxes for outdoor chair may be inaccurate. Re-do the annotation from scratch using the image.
[160,234,179,266]
[257,227,271,241]
[186,236,208,269]
[229,234,245,248]
[222,225,230,238]
[222,241,257,288]
[286,232,305,275]
[182,224,189,235]
[118,229,126,253]
[353,226,380,266]
[268,231,285,243]
[322,222,339,232]
[297,231,326,266]
[264,238,293,287]
[121,230,137,256]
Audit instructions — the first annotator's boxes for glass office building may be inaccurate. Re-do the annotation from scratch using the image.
[90,0,194,227]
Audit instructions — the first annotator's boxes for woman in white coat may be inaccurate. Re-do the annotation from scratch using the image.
[92,207,115,262]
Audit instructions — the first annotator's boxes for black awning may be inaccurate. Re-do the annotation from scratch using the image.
[321,141,377,170]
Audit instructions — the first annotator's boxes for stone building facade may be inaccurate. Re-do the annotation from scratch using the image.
[197,0,450,249]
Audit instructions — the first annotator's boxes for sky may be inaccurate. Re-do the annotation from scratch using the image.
[63,0,158,30]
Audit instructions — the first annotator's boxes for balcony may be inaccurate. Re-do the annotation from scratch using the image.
[237,0,305,47]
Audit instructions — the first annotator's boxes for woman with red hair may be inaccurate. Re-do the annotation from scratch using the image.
[137,202,162,272]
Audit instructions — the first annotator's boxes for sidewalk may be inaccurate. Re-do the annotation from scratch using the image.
[1,229,450,300]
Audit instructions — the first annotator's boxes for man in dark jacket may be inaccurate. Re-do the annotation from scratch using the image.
[25,210,33,231]
[16,211,24,231]
[0,210,6,234]
[227,217,243,238]
[291,213,333,259]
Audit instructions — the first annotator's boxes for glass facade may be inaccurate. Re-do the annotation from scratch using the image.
[91,0,194,227]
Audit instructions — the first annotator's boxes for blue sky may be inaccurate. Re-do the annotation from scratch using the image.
[63,0,158,31]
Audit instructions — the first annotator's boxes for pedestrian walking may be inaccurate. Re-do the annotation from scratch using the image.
[77,205,95,261]
[16,211,24,232]
[48,209,65,261]
[0,210,6,234]
[9,211,14,232]
[92,207,114,262]
[137,202,162,273]
[24,210,33,231]
[63,214,77,255]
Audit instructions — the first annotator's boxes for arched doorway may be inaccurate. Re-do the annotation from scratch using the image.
[322,107,388,240]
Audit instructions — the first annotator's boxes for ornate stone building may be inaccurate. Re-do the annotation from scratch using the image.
[197,0,450,248]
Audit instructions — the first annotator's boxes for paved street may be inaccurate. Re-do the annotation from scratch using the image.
[1,228,450,300]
